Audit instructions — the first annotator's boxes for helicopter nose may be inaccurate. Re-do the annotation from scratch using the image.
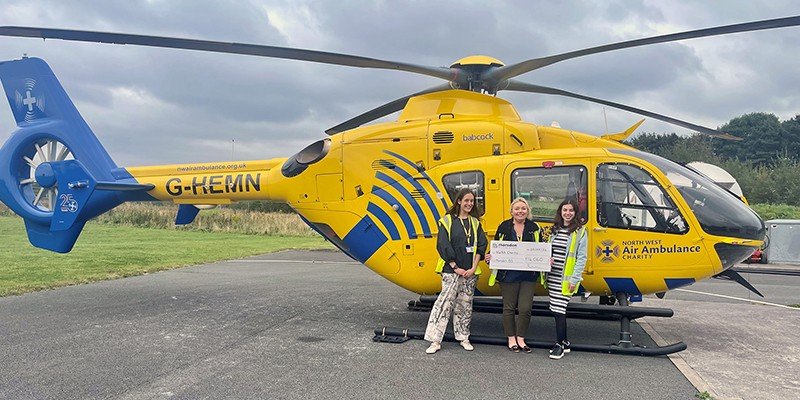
[713,242,760,270]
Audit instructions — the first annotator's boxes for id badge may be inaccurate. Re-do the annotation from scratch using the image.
[465,246,475,253]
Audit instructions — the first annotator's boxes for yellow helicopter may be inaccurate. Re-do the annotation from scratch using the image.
[0,16,794,354]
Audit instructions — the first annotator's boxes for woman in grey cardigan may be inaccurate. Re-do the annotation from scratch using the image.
[546,199,587,359]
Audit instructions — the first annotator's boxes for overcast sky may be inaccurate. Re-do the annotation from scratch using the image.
[1,0,799,166]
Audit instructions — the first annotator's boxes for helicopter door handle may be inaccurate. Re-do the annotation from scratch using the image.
[593,227,608,232]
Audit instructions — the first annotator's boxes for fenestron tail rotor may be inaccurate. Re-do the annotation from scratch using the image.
[20,138,73,212]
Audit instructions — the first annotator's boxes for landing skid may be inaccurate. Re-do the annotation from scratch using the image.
[374,292,686,357]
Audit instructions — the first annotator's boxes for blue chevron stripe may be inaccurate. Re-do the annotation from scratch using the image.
[664,278,695,290]
[383,149,448,210]
[372,185,417,239]
[342,215,388,263]
[375,172,432,237]
[385,165,442,222]
[367,202,400,240]
[603,277,642,296]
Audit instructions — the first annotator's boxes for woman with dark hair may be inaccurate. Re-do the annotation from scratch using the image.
[485,197,542,353]
[546,199,588,359]
[424,188,487,354]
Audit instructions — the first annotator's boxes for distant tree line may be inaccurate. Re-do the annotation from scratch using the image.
[625,112,800,206]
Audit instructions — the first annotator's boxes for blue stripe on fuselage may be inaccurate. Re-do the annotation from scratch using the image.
[371,185,417,239]
[385,165,441,222]
[603,277,642,296]
[375,171,431,237]
[382,150,448,210]
[342,215,388,263]
[664,278,696,290]
[367,202,401,240]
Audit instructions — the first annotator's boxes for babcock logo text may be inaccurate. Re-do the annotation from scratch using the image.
[462,133,494,141]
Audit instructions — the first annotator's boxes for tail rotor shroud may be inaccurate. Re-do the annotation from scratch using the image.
[0,57,153,252]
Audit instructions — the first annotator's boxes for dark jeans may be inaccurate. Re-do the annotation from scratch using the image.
[499,281,535,337]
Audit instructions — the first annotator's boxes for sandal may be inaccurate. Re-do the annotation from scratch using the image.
[522,345,532,353]
[508,344,520,353]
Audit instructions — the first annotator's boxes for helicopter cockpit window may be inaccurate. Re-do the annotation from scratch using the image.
[609,149,765,240]
[442,171,485,214]
[511,166,588,222]
[597,163,688,234]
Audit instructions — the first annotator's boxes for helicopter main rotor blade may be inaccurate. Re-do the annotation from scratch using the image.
[485,15,800,84]
[502,80,740,140]
[325,83,453,135]
[0,26,456,82]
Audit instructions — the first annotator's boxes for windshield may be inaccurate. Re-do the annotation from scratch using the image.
[610,149,765,240]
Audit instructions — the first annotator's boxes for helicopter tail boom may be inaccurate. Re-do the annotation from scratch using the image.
[0,57,155,252]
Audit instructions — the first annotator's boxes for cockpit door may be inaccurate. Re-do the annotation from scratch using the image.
[591,159,709,296]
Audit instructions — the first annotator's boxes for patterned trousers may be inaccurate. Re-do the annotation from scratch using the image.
[424,273,478,343]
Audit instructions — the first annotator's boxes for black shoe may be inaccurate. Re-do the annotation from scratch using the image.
[562,340,571,354]
[549,343,565,359]
[522,345,532,353]
[508,344,520,353]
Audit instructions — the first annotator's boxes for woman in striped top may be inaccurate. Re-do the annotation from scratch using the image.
[546,199,588,359]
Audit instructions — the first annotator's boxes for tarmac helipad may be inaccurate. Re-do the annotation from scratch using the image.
[641,267,800,400]
[2,250,796,399]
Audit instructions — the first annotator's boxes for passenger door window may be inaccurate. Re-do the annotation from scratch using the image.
[511,166,588,223]
[442,171,485,214]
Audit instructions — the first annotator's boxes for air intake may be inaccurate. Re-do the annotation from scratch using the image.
[371,159,397,170]
[432,131,454,144]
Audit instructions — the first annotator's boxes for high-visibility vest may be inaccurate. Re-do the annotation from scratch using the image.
[542,226,587,295]
[435,214,482,275]
[488,228,540,287]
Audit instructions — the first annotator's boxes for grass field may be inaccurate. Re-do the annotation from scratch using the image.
[0,216,332,297]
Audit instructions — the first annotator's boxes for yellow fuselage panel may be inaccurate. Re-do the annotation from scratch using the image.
[119,90,754,297]
[127,159,284,202]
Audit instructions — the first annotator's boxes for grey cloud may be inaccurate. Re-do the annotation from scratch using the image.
[1,0,799,165]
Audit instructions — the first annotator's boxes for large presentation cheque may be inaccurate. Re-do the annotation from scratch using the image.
[489,241,552,272]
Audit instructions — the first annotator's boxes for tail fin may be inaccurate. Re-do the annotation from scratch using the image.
[0,57,150,252]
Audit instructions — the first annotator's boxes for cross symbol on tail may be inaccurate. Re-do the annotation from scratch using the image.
[22,90,37,111]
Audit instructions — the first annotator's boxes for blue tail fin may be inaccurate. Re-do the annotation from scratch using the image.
[0,57,151,252]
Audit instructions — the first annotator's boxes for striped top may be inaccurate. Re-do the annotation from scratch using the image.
[548,229,571,314]
[551,228,569,269]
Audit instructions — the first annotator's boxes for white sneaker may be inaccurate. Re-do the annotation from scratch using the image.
[460,340,474,351]
[425,342,441,354]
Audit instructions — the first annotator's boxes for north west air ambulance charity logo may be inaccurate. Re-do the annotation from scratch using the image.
[14,78,46,123]
[596,240,619,263]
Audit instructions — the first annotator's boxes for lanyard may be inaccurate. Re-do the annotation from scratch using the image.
[514,222,524,242]
[459,217,472,243]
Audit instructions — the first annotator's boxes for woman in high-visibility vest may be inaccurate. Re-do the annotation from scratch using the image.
[424,188,487,354]
[485,197,542,353]
[546,199,588,359]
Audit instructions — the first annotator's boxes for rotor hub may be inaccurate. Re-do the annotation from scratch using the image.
[449,55,506,93]
[34,162,56,188]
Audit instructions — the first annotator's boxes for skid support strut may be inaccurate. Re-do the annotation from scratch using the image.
[616,292,633,348]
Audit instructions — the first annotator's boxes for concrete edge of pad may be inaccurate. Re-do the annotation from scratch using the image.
[638,318,733,400]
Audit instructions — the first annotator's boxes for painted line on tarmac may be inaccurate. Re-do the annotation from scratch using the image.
[675,288,799,310]
[226,259,361,265]
[638,319,719,398]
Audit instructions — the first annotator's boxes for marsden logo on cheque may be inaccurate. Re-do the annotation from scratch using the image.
[462,133,494,141]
